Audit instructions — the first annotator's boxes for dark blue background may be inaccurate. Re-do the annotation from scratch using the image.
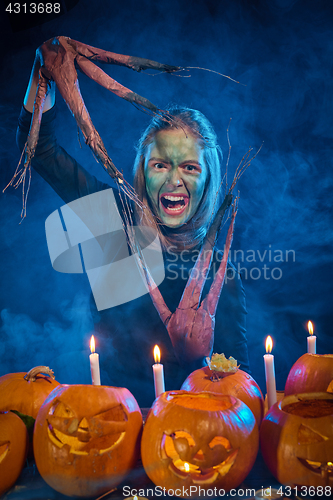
[1,0,332,397]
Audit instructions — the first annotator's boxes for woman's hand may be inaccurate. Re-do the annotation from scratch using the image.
[11,36,181,217]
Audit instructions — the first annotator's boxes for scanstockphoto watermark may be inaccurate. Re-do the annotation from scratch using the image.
[166,245,296,281]
[123,485,256,497]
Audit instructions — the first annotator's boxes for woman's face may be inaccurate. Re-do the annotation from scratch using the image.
[144,128,208,228]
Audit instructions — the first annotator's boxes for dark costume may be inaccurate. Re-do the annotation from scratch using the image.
[17,106,249,407]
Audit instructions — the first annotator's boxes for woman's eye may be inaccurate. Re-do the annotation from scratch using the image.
[154,163,167,169]
[184,164,200,172]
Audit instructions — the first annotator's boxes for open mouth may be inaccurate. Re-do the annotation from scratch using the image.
[168,450,239,485]
[161,432,238,485]
[47,421,125,455]
[298,458,333,476]
[160,194,189,216]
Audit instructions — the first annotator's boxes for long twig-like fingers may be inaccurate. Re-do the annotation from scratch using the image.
[4,69,50,219]
[126,227,172,326]
[178,193,232,307]
[142,269,173,326]
[204,192,233,248]
[67,38,181,73]
[176,192,233,311]
[44,51,123,182]
[75,55,175,122]
[204,201,238,317]
[25,69,49,165]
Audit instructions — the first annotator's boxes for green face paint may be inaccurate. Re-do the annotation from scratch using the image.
[144,129,207,228]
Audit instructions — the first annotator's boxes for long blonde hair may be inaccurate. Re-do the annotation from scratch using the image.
[133,107,223,252]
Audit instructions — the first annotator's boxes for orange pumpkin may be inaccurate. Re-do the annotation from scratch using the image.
[260,392,333,487]
[284,354,333,395]
[141,391,259,497]
[0,411,29,496]
[0,366,60,419]
[33,384,142,498]
[181,366,264,426]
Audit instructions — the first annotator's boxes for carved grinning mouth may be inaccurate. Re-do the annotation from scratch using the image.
[160,194,189,214]
[47,421,125,455]
[298,458,333,476]
[161,432,239,485]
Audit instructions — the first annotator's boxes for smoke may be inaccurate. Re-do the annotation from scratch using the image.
[0,293,94,384]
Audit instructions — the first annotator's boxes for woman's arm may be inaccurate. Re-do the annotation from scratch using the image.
[23,53,55,113]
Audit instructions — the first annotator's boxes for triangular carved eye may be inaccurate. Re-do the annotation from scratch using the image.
[95,404,128,422]
[49,401,75,418]
[298,424,327,444]
[209,436,232,451]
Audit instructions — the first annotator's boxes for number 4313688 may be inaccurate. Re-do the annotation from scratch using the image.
[6,3,61,14]
[277,485,332,496]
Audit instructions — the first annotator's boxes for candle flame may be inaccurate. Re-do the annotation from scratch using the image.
[184,462,190,472]
[265,335,273,353]
[154,345,161,363]
[328,462,333,466]
[307,320,314,336]
[90,335,95,354]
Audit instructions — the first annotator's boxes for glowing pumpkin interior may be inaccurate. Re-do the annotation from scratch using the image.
[159,394,239,484]
[283,398,333,480]
[47,400,128,455]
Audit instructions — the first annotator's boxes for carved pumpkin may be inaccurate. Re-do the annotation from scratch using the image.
[141,391,259,496]
[284,354,333,396]
[0,366,59,419]
[260,392,333,487]
[181,366,264,427]
[33,384,142,498]
[0,411,29,496]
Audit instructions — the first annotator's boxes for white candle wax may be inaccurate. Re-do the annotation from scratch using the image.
[264,353,277,410]
[153,362,165,398]
[90,352,101,385]
[307,335,316,354]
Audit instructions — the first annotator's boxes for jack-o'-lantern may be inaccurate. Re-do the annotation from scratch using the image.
[0,366,60,419]
[141,391,259,496]
[181,354,264,426]
[33,384,142,498]
[0,411,29,496]
[260,392,333,487]
[284,354,333,395]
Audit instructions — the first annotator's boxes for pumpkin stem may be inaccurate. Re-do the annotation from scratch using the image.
[210,370,224,382]
[24,366,55,382]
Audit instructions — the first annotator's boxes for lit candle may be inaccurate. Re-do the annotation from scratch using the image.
[89,335,101,385]
[264,336,277,410]
[153,345,165,398]
[307,320,316,354]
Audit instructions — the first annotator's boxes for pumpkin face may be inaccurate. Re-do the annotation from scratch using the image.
[181,366,264,426]
[141,391,259,496]
[33,384,142,498]
[0,411,29,496]
[284,354,333,396]
[260,392,333,487]
[0,366,60,419]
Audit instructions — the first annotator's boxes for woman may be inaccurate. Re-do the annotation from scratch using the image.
[17,42,249,407]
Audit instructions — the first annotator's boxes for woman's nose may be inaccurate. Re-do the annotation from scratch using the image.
[165,168,183,189]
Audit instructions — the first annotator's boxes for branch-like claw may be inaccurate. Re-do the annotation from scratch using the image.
[7,36,182,216]
[66,38,181,73]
